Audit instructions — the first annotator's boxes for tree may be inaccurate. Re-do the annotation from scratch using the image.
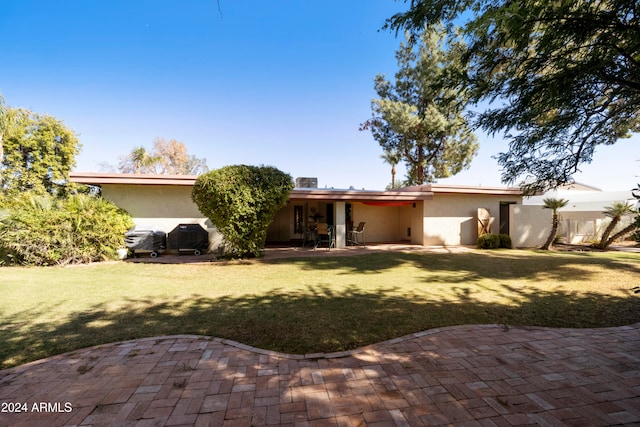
[191,165,293,258]
[0,108,81,195]
[124,146,159,174]
[541,197,568,250]
[385,0,640,193]
[380,149,402,189]
[117,138,208,175]
[0,94,7,165]
[594,201,638,249]
[360,26,478,185]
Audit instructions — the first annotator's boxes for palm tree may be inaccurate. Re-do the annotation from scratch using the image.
[541,197,568,250]
[126,146,160,174]
[380,150,402,189]
[594,202,637,249]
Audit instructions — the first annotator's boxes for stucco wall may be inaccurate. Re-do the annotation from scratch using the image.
[268,201,421,244]
[423,194,521,245]
[510,204,552,247]
[351,204,414,243]
[101,184,222,251]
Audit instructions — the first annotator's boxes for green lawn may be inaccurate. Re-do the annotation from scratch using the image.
[1,249,639,369]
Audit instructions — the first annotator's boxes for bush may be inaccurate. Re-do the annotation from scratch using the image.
[498,233,512,248]
[0,193,133,266]
[477,233,500,249]
[477,233,513,249]
[192,165,293,258]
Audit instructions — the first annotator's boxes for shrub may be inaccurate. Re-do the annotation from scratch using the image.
[477,233,500,249]
[498,233,512,248]
[0,193,133,266]
[192,165,293,258]
[477,233,513,249]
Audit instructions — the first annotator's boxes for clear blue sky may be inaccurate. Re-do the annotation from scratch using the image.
[1,0,637,191]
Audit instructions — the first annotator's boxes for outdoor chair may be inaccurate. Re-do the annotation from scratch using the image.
[314,223,335,250]
[349,221,366,246]
[301,225,316,248]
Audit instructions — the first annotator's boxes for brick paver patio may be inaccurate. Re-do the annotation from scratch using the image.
[1,323,639,426]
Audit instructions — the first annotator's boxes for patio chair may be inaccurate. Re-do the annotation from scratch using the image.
[349,221,366,246]
[314,223,335,250]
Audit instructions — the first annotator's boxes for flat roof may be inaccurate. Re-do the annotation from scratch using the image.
[69,172,197,186]
[401,184,523,196]
[69,172,523,200]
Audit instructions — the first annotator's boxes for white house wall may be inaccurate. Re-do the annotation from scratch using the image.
[510,205,552,247]
[423,194,521,245]
[351,203,416,243]
[101,184,223,251]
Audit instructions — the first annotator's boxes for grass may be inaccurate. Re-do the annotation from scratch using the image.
[1,249,639,369]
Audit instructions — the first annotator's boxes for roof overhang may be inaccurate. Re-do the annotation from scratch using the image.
[69,173,521,200]
[69,172,197,186]
[289,188,432,202]
[69,173,434,202]
[400,184,524,196]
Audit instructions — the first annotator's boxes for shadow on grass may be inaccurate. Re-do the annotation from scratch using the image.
[2,282,639,370]
[270,251,640,282]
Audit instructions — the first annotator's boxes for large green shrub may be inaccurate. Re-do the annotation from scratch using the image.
[0,193,133,266]
[477,233,512,249]
[192,165,293,258]
[477,233,500,249]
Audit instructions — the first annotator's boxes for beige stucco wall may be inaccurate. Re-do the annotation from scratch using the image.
[510,204,552,247]
[351,203,414,243]
[101,183,525,249]
[101,184,223,251]
[269,201,422,244]
[422,194,521,245]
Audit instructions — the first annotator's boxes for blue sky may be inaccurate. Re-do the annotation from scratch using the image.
[1,0,637,191]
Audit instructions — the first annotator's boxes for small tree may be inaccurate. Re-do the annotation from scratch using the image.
[594,201,638,249]
[541,198,568,250]
[192,165,293,258]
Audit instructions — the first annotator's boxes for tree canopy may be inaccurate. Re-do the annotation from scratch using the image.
[191,165,293,258]
[360,25,478,185]
[116,138,209,175]
[386,0,640,192]
[1,108,81,195]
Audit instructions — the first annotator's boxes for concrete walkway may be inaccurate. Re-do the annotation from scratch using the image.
[2,323,639,426]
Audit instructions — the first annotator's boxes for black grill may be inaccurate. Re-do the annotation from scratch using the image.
[124,229,166,258]
[167,224,209,255]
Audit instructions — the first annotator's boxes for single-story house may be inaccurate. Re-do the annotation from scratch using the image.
[69,172,531,249]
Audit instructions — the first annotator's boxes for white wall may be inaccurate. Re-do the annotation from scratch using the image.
[510,205,552,247]
[423,194,521,245]
[101,184,223,251]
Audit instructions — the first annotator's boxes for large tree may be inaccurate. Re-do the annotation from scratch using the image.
[1,108,80,195]
[117,138,209,175]
[385,0,640,193]
[360,25,478,185]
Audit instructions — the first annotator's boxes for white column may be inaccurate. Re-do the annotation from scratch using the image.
[335,201,346,248]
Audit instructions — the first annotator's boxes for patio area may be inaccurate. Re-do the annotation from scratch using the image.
[1,323,639,426]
